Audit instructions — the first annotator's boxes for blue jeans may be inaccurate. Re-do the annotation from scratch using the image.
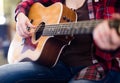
[0,61,120,83]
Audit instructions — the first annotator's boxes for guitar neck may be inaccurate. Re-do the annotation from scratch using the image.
[35,19,120,36]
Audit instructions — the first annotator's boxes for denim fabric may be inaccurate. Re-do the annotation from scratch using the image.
[0,61,120,83]
[0,61,83,83]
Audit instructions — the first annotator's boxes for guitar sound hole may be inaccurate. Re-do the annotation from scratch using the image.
[35,31,41,40]
[35,22,45,41]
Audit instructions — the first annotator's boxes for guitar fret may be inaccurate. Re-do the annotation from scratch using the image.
[61,25,66,35]
[61,25,67,35]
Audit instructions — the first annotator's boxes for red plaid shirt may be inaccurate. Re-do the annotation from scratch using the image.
[15,0,120,81]
[93,0,120,71]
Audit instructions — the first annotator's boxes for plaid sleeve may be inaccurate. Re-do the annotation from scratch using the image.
[15,0,50,21]
[93,0,120,71]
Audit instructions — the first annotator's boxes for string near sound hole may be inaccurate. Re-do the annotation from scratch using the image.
[35,22,45,40]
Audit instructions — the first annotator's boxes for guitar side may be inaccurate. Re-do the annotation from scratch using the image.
[8,2,77,67]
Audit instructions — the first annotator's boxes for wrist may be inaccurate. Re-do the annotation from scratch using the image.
[16,12,25,22]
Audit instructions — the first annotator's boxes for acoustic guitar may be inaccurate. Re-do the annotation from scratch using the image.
[7,2,120,67]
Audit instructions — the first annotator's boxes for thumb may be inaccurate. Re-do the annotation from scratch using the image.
[112,13,120,19]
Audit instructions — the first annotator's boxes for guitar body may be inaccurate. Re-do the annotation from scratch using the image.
[8,2,77,67]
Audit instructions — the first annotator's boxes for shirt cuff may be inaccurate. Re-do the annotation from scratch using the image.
[15,7,26,22]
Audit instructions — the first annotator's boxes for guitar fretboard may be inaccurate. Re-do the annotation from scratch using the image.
[35,19,120,36]
[40,20,101,36]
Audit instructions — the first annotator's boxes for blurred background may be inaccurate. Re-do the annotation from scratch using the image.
[0,0,21,65]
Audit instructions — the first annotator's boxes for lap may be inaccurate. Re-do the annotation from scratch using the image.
[1,61,120,83]
[0,61,71,83]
